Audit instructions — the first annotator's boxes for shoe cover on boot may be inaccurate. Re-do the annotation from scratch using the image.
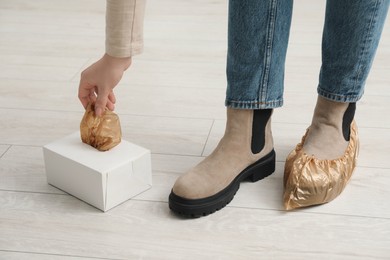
[283,98,359,210]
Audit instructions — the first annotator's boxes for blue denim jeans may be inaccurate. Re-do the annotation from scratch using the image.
[225,0,389,109]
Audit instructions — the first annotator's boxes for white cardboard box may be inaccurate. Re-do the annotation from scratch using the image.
[43,132,152,212]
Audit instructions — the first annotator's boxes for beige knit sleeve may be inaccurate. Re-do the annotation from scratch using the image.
[106,0,146,58]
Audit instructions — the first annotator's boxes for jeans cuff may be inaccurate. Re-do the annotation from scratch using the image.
[317,85,363,103]
[225,99,283,109]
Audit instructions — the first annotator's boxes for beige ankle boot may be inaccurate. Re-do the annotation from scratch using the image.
[169,108,275,217]
[284,96,359,210]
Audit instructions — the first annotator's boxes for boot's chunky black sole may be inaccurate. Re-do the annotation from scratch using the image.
[169,150,276,218]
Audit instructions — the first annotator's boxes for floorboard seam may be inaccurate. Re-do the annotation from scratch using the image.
[69,57,93,82]
[0,189,67,196]
[201,119,215,156]
[0,249,124,260]
[128,198,390,220]
[224,204,390,220]
[0,145,12,159]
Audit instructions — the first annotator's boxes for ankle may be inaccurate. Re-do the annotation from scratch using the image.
[311,96,349,126]
[303,97,356,160]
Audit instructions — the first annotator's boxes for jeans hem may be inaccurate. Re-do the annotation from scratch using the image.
[317,85,363,103]
[225,99,283,109]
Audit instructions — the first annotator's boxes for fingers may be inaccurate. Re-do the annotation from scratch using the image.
[108,91,116,104]
[94,87,110,116]
[106,100,115,111]
[106,91,116,111]
[78,57,122,114]
[78,80,92,109]
[80,85,115,115]
[89,89,97,103]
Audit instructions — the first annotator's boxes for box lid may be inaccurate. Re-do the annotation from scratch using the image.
[44,132,149,172]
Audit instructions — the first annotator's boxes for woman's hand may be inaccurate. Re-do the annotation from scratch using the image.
[78,53,132,116]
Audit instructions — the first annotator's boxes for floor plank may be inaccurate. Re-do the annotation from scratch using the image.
[0,78,227,119]
[1,191,389,260]
[0,146,64,194]
[0,109,212,156]
[0,251,110,260]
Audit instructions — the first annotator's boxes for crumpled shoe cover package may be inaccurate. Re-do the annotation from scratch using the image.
[283,121,359,210]
[80,102,122,151]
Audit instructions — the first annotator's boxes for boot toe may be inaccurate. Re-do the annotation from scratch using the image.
[172,173,205,200]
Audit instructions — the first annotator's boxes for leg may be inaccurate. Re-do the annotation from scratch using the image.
[284,0,389,210]
[169,0,293,217]
[226,0,293,109]
[319,0,389,102]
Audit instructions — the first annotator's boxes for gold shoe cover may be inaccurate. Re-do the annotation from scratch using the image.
[283,121,359,210]
[80,102,122,151]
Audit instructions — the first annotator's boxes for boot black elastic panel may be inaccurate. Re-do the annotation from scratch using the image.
[246,108,275,183]
[251,109,273,154]
[342,103,356,141]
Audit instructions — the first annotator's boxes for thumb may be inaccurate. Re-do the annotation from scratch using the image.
[95,88,110,116]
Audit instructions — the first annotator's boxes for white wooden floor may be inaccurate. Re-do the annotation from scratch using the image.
[1,0,389,259]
